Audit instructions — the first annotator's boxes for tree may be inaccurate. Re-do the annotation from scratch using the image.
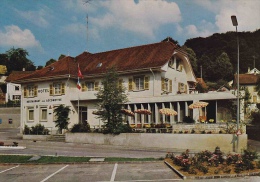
[58,54,66,60]
[45,58,56,67]
[5,48,35,73]
[182,46,198,77]
[53,105,71,134]
[256,77,260,97]
[95,67,128,134]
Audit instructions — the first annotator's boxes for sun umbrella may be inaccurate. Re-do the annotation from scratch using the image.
[188,101,208,109]
[134,109,152,115]
[121,109,135,117]
[159,108,178,116]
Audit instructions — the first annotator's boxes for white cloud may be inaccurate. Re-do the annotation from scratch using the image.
[91,0,181,38]
[0,25,42,49]
[194,0,260,33]
[14,8,50,28]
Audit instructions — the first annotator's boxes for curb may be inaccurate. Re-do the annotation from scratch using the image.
[164,160,186,180]
[164,160,260,180]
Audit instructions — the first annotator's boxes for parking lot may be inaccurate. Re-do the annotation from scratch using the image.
[0,162,181,182]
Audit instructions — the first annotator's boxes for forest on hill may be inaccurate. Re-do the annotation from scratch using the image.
[183,29,260,83]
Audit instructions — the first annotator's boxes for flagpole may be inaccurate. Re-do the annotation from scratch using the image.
[77,63,83,124]
[78,76,80,124]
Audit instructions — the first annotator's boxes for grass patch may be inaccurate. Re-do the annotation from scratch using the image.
[0,155,160,164]
[0,155,32,163]
[33,156,91,163]
[105,157,161,162]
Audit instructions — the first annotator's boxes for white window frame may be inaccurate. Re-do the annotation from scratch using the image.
[134,77,144,91]
[27,107,34,122]
[40,106,48,122]
[53,83,61,95]
[28,86,34,97]
[86,82,95,91]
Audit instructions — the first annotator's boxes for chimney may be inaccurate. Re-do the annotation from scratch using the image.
[248,67,250,73]
[22,68,25,71]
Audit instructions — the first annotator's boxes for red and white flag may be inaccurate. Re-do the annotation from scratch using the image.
[77,80,81,90]
[78,64,83,78]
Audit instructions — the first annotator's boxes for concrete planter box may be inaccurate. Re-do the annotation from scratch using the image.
[66,133,247,153]
[23,135,48,141]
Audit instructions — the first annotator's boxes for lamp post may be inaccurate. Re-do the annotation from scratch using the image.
[231,15,239,152]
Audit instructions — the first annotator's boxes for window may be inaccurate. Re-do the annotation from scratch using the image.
[253,95,257,103]
[168,59,174,68]
[15,86,20,91]
[161,78,172,93]
[50,83,65,95]
[40,106,48,121]
[24,85,37,98]
[82,81,99,91]
[178,82,187,93]
[128,76,149,91]
[27,107,34,122]
[87,82,94,91]
[135,77,144,90]
[13,95,21,101]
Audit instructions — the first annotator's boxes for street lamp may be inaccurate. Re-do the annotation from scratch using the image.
[231,15,239,152]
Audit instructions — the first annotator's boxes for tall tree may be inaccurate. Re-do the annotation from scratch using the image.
[212,52,233,81]
[95,67,128,134]
[53,104,71,134]
[182,46,198,77]
[6,48,35,73]
[45,58,56,67]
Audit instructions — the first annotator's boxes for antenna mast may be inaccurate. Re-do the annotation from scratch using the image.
[86,14,88,52]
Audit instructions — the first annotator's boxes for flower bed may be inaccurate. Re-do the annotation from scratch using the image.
[165,149,260,179]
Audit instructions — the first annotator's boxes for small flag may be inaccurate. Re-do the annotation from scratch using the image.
[77,80,81,90]
[78,64,83,78]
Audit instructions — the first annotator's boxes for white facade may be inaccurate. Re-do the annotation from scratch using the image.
[19,50,236,133]
[6,82,21,102]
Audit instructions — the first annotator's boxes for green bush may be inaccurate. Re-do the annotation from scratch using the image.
[24,124,49,135]
[70,121,90,133]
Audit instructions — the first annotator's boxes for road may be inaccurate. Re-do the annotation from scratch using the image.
[0,128,260,182]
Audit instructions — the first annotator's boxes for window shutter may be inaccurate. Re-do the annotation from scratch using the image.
[128,78,133,91]
[144,76,149,90]
[61,83,65,95]
[184,84,187,93]
[82,83,86,91]
[34,86,38,97]
[94,82,99,91]
[24,87,28,97]
[178,82,181,92]
[169,79,172,93]
[161,78,165,91]
[49,84,53,96]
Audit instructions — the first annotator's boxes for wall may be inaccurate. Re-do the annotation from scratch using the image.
[0,107,20,128]
[66,133,247,153]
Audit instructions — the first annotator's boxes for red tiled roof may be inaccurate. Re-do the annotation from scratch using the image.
[5,71,35,82]
[234,74,260,85]
[15,41,178,82]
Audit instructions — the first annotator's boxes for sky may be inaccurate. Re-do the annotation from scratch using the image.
[0,0,260,67]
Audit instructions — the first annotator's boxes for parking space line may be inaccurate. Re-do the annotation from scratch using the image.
[0,165,19,174]
[40,165,69,182]
[110,163,118,182]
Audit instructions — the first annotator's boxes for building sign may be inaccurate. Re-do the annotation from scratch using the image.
[38,89,49,93]
[27,98,62,103]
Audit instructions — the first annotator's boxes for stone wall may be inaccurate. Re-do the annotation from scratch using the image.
[0,107,20,128]
[172,123,245,134]
[66,133,247,153]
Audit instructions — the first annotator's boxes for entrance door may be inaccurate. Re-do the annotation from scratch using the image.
[79,107,88,124]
